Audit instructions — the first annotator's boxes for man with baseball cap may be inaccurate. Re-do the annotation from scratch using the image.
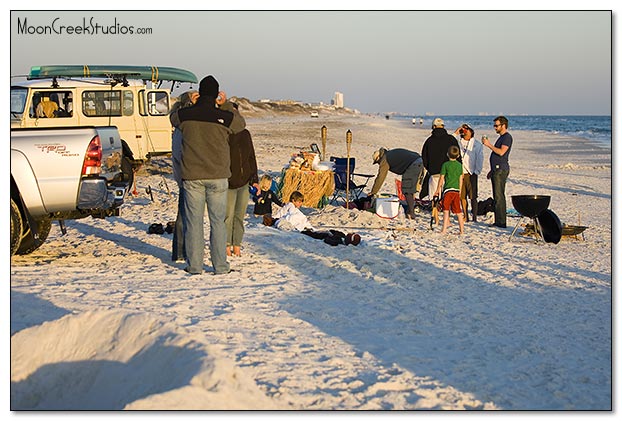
[421,117,460,200]
[368,147,423,219]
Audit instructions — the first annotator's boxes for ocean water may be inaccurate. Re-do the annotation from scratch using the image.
[394,115,611,147]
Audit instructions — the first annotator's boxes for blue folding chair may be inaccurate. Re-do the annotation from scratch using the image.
[328,156,374,205]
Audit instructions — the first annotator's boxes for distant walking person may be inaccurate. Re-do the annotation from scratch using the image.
[226,120,260,258]
[452,123,484,222]
[482,116,513,228]
[169,89,199,263]
[178,75,246,275]
[421,118,460,200]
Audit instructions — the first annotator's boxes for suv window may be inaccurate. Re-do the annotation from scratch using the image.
[122,90,133,116]
[139,90,169,116]
[11,87,28,117]
[30,90,74,118]
[82,90,122,117]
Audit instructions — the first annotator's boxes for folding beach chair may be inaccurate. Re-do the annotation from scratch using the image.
[328,156,374,205]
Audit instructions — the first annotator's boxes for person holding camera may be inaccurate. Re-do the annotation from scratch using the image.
[178,75,246,275]
[452,124,484,222]
[482,116,513,229]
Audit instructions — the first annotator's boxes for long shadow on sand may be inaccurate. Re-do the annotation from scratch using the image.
[252,227,611,410]
[509,176,611,200]
[68,219,174,267]
[10,291,71,335]
[11,341,206,410]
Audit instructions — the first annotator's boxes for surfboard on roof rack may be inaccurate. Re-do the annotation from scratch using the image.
[28,65,198,84]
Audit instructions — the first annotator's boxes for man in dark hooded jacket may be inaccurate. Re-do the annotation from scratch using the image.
[178,75,246,275]
[368,147,423,219]
[421,117,460,200]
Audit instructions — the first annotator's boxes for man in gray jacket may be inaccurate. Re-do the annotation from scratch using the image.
[178,75,246,275]
[368,148,423,219]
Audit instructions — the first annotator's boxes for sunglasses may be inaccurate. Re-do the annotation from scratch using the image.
[493,124,502,127]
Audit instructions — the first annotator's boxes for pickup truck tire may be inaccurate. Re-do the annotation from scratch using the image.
[10,198,23,256]
[121,139,135,190]
[16,217,52,255]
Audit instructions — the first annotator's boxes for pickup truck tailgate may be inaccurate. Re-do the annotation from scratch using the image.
[11,126,124,213]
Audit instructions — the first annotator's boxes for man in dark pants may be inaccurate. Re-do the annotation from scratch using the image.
[421,118,460,200]
[482,116,513,228]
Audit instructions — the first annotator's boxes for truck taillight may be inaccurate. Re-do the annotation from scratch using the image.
[82,135,102,175]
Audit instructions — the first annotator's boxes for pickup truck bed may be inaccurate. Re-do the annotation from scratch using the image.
[10,126,129,255]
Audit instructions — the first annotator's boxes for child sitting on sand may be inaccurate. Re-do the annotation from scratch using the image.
[434,145,465,235]
[263,191,361,246]
[263,191,312,231]
[252,174,284,216]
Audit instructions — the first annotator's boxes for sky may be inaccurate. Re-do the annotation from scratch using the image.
[8,9,612,116]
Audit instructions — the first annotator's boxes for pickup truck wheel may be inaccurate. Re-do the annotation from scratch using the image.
[121,139,135,190]
[16,217,52,255]
[10,198,23,255]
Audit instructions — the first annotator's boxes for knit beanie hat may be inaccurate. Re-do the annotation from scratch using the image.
[199,75,219,97]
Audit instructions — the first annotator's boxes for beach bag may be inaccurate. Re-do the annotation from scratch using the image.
[477,197,495,215]
[352,196,373,211]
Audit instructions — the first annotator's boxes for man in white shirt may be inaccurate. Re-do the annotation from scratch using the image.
[453,124,484,222]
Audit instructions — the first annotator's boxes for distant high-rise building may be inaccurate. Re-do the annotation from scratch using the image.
[333,91,344,108]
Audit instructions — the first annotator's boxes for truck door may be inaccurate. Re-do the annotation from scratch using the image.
[138,89,172,157]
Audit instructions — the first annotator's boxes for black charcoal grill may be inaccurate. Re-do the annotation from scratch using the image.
[509,195,551,242]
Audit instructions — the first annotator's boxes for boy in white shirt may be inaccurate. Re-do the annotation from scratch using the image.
[263,191,361,245]
[264,191,313,231]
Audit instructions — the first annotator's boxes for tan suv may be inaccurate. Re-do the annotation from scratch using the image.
[11,65,198,166]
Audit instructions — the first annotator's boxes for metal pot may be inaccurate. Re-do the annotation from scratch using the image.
[511,195,551,218]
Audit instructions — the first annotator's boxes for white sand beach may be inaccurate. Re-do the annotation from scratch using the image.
[9,114,612,410]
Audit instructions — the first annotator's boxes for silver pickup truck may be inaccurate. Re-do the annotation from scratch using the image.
[10,126,129,255]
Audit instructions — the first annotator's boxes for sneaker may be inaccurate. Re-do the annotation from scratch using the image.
[165,221,175,234]
[213,269,235,276]
[184,267,201,275]
[148,223,165,234]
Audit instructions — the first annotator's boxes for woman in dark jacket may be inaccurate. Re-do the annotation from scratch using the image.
[226,127,260,257]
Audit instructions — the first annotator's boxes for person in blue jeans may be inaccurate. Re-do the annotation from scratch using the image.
[482,116,513,228]
[169,90,198,263]
[178,75,246,275]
